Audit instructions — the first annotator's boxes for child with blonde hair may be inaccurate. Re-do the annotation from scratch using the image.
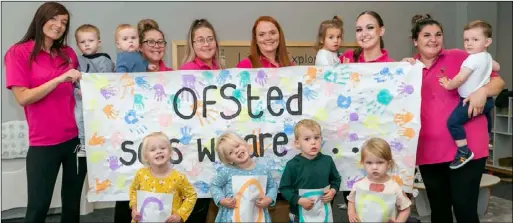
[347,137,411,223]
[115,24,153,72]
[315,16,344,66]
[209,132,278,222]
[129,132,197,223]
[279,119,341,223]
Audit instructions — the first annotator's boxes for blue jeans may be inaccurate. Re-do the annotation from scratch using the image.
[447,97,494,141]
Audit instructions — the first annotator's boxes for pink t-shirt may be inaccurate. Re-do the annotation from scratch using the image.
[4,39,79,146]
[415,48,498,165]
[340,49,395,63]
[158,60,173,71]
[236,56,294,68]
[179,57,219,70]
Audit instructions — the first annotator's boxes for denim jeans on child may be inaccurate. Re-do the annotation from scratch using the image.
[447,97,494,140]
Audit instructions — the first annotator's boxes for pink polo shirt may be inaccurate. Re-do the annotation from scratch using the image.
[415,48,498,165]
[179,57,219,70]
[340,49,394,63]
[158,60,173,71]
[4,39,79,146]
[236,56,294,68]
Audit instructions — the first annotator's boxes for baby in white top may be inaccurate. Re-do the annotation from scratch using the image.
[315,16,344,66]
[439,20,500,170]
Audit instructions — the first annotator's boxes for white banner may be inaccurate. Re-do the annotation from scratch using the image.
[81,63,423,201]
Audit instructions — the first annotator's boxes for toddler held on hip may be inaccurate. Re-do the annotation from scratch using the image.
[114,24,157,73]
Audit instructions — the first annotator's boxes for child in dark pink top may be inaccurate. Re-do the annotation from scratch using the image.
[4,2,86,222]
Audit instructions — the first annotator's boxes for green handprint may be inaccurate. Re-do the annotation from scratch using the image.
[238,71,251,88]
[168,94,181,109]
[202,71,214,85]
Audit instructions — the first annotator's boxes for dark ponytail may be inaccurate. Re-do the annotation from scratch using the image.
[410,14,442,42]
[353,11,385,62]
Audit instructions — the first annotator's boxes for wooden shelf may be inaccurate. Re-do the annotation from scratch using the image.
[488,97,513,176]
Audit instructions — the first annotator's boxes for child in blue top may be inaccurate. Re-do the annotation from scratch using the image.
[114,24,153,72]
[209,132,278,222]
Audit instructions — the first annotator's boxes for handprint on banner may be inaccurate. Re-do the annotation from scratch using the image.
[324,64,350,85]
[323,82,337,97]
[251,102,276,124]
[304,66,321,84]
[389,138,405,153]
[314,108,328,121]
[303,87,318,101]
[201,71,214,85]
[108,156,122,171]
[255,70,268,86]
[396,67,405,76]
[135,76,152,90]
[88,132,105,146]
[120,74,135,99]
[402,154,416,168]
[366,89,393,115]
[158,113,172,127]
[111,131,123,148]
[232,88,247,104]
[363,115,383,133]
[249,128,272,157]
[100,86,117,100]
[85,98,98,110]
[349,112,359,122]
[373,67,393,83]
[391,170,413,187]
[398,82,414,96]
[153,84,167,102]
[186,160,204,178]
[94,178,111,194]
[167,94,181,109]
[348,133,359,142]
[398,127,416,140]
[85,73,109,90]
[133,93,146,110]
[103,104,119,119]
[238,70,251,88]
[89,151,107,163]
[179,126,192,145]
[193,181,210,194]
[282,118,296,136]
[279,76,294,92]
[192,101,218,126]
[393,111,414,126]
[349,72,361,87]
[124,109,147,135]
[216,70,232,85]
[346,176,362,189]
[181,74,200,101]
[116,175,128,190]
[337,94,352,109]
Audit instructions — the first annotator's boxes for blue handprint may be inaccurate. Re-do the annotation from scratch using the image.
[193,181,210,194]
[303,87,318,100]
[135,76,151,90]
[124,109,140,124]
[255,70,267,86]
[238,70,251,88]
[133,93,145,110]
[202,71,214,85]
[179,126,192,145]
[283,118,296,136]
[373,67,393,83]
[216,70,232,85]
[337,95,352,109]
[396,68,404,76]
[272,97,287,109]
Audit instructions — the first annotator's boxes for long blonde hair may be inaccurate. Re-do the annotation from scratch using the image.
[315,16,344,51]
[182,18,223,69]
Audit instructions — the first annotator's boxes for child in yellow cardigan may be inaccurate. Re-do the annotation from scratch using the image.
[129,132,197,222]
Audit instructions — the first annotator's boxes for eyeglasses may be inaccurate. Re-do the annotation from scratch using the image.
[143,39,167,47]
[193,37,216,45]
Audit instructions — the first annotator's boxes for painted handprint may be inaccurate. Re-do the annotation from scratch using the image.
[232,88,247,104]
[88,74,109,90]
[153,84,166,102]
[363,115,383,133]
[103,104,119,119]
[349,112,359,122]
[158,113,172,127]
[119,73,135,99]
[389,138,404,152]
[186,160,204,178]
[398,127,416,140]
[179,126,192,145]
[181,74,200,101]
[346,176,361,189]
[135,76,151,90]
[323,81,337,97]
[303,87,318,100]
[133,93,146,110]
[167,94,181,109]
[216,70,232,85]
[337,94,352,109]
[395,67,405,76]
[304,66,320,84]
[201,71,214,85]
[373,67,393,83]
[88,132,105,146]
[192,101,218,126]
[108,156,122,171]
[349,72,361,87]
[335,123,350,139]
[255,70,268,86]
[366,89,393,115]
[110,131,123,148]
[283,118,296,136]
[324,64,350,85]
[100,85,117,100]
[348,133,359,142]
[193,181,210,194]
[398,82,414,96]
[394,111,414,126]
[238,70,251,88]
[124,109,147,135]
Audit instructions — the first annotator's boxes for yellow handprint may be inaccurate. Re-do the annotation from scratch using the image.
[363,115,381,132]
[116,175,128,189]
[85,98,98,110]
[88,151,107,163]
[86,74,109,90]
[314,108,328,121]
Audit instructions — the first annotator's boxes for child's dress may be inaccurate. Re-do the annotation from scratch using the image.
[129,167,197,223]
[209,162,278,222]
[347,177,411,222]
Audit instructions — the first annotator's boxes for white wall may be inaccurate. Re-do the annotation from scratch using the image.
[2,1,507,122]
[496,1,512,90]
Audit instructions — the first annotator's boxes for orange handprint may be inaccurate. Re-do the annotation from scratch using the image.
[103,104,118,119]
[398,127,415,140]
[120,73,135,99]
[88,132,105,146]
[350,72,361,87]
[394,111,414,126]
[192,101,218,126]
[304,67,321,84]
[94,178,111,194]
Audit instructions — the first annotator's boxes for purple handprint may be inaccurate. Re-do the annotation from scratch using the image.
[182,75,200,101]
[390,138,404,152]
[348,133,358,142]
[398,82,414,95]
[255,70,268,86]
[108,156,122,171]
[349,112,359,122]
[346,176,360,189]
[100,86,116,100]
[153,84,166,102]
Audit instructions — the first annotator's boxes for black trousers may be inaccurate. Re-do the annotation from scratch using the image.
[24,137,87,223]
[114,198,211,223]
[418,157,486,223]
